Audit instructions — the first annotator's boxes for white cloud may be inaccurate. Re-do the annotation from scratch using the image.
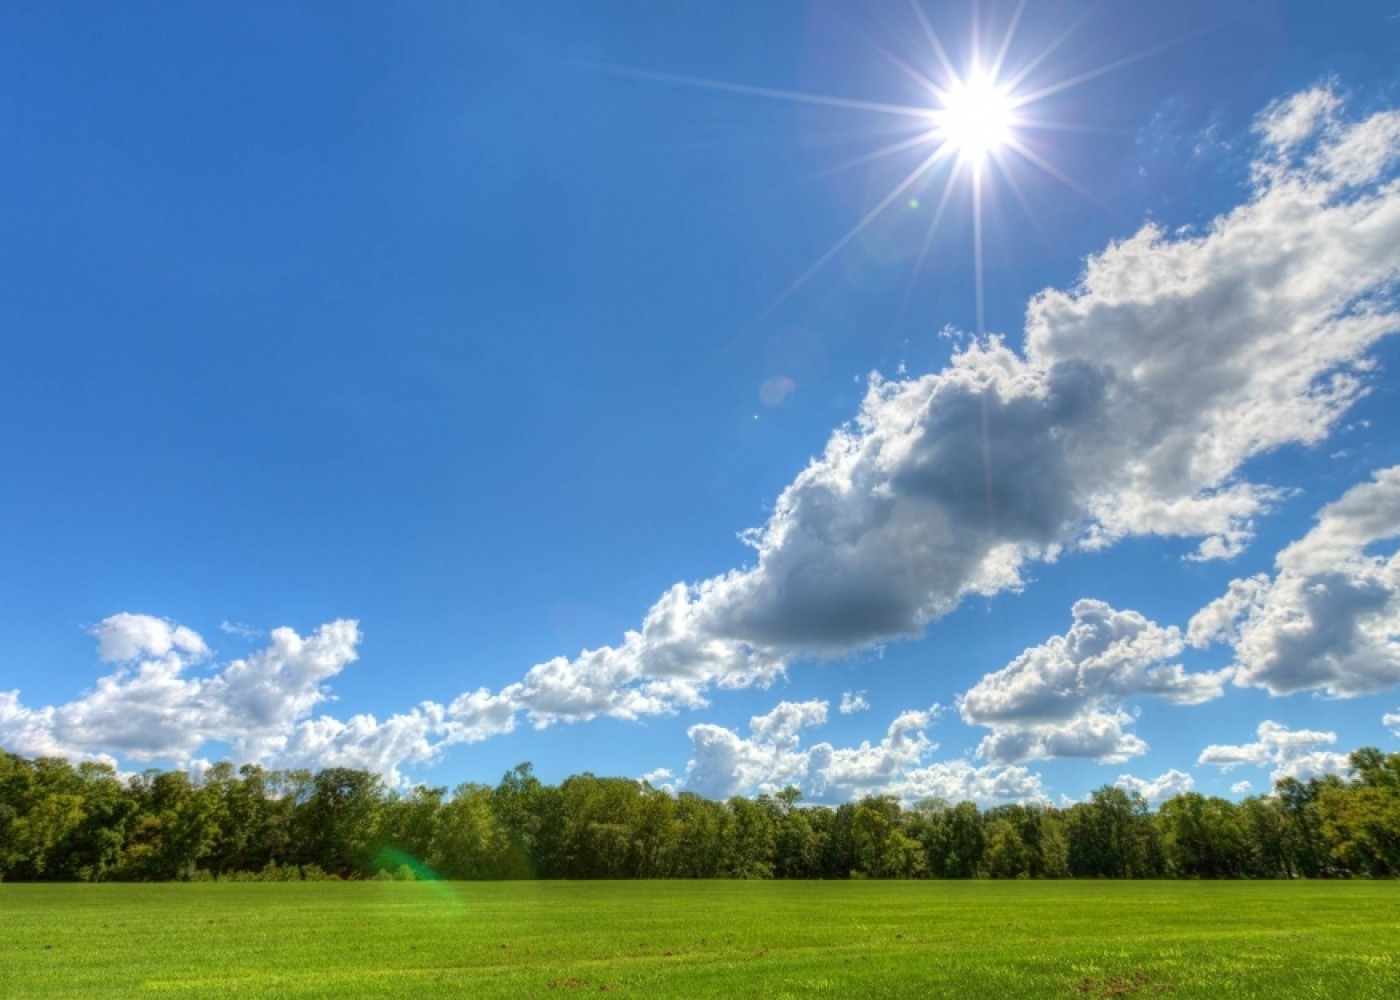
[490,583,787,729]
[91,613,209,666]
[748,699,828,745]
[839,690,870,714]
[1231,780,1253,795]
[1189,467,1400,697]
[462,84,1400,724]
[677,700,1040,805]
[1115,768,1195,804]
[1,617,377,768]
[1385,710,1400,736]
[0,691,116,766]
[0,616,510,787]
[960,599,1228,763]
[1255,85,1342,153]
[976,708,1148,765]
[1198,720,1352,785]
[275,706,446,789]
[886,758,1046,806]
[218,620,263,640]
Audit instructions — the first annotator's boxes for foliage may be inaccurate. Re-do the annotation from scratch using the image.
[1,747,1398,883]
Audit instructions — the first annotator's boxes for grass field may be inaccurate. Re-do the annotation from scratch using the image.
[3,881,1398,998]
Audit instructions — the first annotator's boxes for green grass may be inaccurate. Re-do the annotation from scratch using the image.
[2,881,1398,998]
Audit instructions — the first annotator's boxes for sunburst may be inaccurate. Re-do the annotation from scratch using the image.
[602,1,1192,333]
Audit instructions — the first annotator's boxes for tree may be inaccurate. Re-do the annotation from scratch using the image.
[771,788,823,879]
[377,784,446,871]
[1275,777,1327,877]
[1313,750,1400,877]
[850,796,923,878]
[491,763,546,878]
[429,784,509,879]
[672,793,726,878]
[1067,787,1162,878]
[1239,796,1292,878]
[294,768,385,878]
[1156,793,1247,878]
[722,796,775,879]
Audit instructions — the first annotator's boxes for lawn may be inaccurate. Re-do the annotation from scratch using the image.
[2,881,1398,998]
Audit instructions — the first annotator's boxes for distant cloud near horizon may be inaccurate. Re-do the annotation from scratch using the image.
[1116,769,1194,805]
[1199,721,1352,784]
[959,599,1228,764]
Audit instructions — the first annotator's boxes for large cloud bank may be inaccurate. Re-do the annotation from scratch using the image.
[472,83,1400,731]
[4,86,1400,787]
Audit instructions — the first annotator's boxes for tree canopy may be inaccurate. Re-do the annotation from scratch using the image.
[2,748,1397,882]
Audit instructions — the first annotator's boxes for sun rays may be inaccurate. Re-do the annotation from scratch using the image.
[598,1,1195,333]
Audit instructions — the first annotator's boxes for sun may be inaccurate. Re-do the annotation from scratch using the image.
[934,71,1016,169]
[606,2,1159,330]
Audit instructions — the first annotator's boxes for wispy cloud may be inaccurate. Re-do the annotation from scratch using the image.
[839,690,871,714]
[219,620,264,640]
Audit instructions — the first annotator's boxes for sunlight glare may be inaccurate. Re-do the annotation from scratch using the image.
[936,72,1015,168]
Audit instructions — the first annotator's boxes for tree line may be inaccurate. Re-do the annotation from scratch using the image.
[2,747,1397,882]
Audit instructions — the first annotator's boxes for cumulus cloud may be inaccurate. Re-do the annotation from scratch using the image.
[1198,720,1352,785]
[91,613,209,666]
[976,709,1148,766]
[1255,85,1342,153]
[1231,780,1254,795]
[839,691,870,714]
[748,699,829,745]
[454,84,1400,725]
[274,706,449,788]
[678,699,1041,805]
[1115,768,1195,804]
[0,615,537,785]
[490,583,785,730]
[1386,710,1400,736]
[1188,467,1400,697]
[3,617,374,764]
[960,599,1229,763]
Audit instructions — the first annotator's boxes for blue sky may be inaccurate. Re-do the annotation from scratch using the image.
[3,0,1400,806]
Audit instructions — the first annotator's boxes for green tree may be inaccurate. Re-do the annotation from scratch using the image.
[671,792,726,878]
[1156,793,1247,878]
[293,768,385,878]
[429,784,509,879]
[722,796,776,879]
[850,796,923,878]
[1067,787,1162,878]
